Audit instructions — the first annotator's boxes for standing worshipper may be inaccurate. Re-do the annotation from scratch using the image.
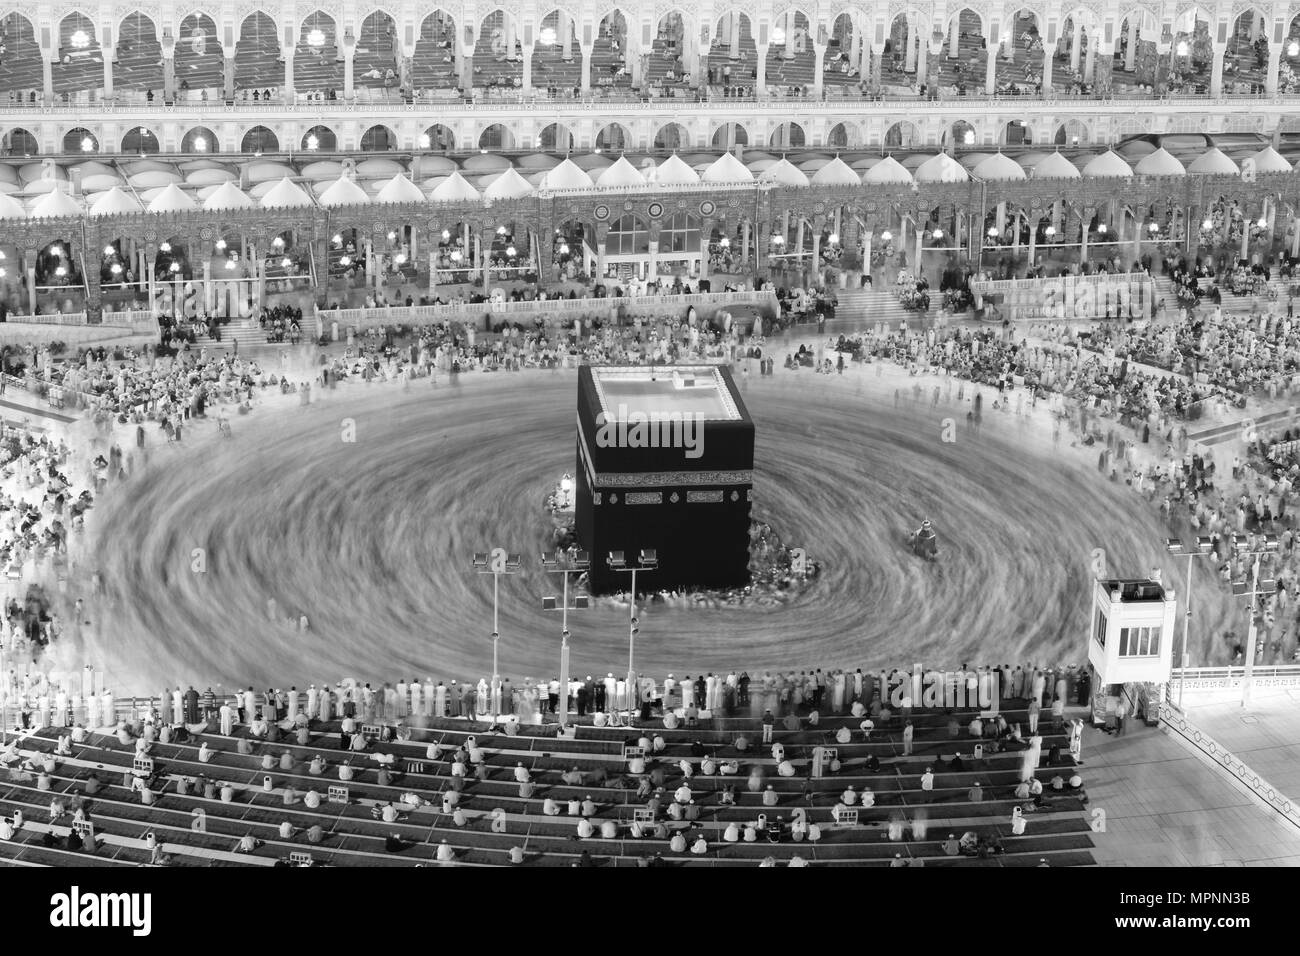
[410,679,423,719]
[422,678,436,717]
[435,681,448,718]
[182,687,199,724]
[395,679,409,718]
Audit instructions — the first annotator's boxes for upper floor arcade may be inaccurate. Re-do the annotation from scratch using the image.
[4,1,1300,108]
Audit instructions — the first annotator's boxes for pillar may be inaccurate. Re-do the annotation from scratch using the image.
[522,48,533,91]
[756,42,768,91]
[905,20,918,71]
[1251,12,1264,42]
[851,24,862,68]
[813,42,826,96]
[916,32,927,83]
[561,12,573,60]
[365,239,375,282]
[1267,41,1282,96]
[1210,41,1226,96]
[581,45,593,91]
[203,260,212,313]
[26,260,36,315]
[428,250,438,295]
[985,36,998,93]
[102,47,115,99]
[949,17,960,57]
[1084,34,1097,83]
[42,56,53,105]
[729,12,741,58]
[223,49,236,100]
[1070,18,1082,73]
[283,49,295,102]
[1125,20,1138,71]
[741,220,751,262]
[374,252,385,294]
[871,45,885,87]
[343,41,355,99]
[461,37,475,88]
[163,56,175,101]
[1042,44,1054,92]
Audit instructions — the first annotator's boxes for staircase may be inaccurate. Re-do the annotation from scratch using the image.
[833,287,907,328]
[1151,275,1176,314]
[206,319,276,353]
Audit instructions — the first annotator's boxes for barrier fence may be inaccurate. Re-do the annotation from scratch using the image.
[1158,697,1300,834]
[971,272,1155,322]
[318,290,779,332]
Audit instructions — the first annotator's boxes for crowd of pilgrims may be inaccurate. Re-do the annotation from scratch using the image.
[5,661,1090,742]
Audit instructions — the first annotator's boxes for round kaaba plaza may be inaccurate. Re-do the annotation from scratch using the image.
[0,0,1299,882]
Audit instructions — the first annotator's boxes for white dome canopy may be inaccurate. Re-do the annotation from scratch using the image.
[483,166,534,199]
[1134,147,1186,176]
[375,174,427,204]
[430,171,481,201]
[356,158,405,177]
[1248,146,1293,174]
[1081,150,1133,178]
[759,157,810,186]
[973,153,1027,181]
[30,187,82,218]
[318,176,371,207]
[811,156,861,185]
[147,182,197,213]
[595,156,645,188]
[651,154,701,184]
[1187,147,1239,175]
[260,177,313,209]
[89,186,143,216]
[203,181,256,211]
[914,153,969,183]
[702,151,755,182]
[861,156,914,184]
[0,193,26,219]
[541,158,595,189]
[185,167,235,186]
[300,161,344,182]
[1032,152,1082,179]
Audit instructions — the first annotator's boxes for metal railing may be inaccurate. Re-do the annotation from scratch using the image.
[1158,697,1300,833]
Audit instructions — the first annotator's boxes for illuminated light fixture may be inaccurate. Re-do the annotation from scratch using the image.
[1148,222,1159,234]
[1290,40,1300,57]
[272,236,285,248]
[450,250,463,262]
[1176,40,1189,56]
[963,130,976,145]
[1258,217,1268,228]
[332,234,342,245]
[168,262,180,272]
[505,245,516,257]
[281,256,292,268]
[441,230,451,241]
[103,244,115,256]
[0,268,5,278]
[480,148,488,154]
[881,230,892,240]
[159,241,171,253]
[110,262,122,275]
[828,233,840,244]
[194,136,207,152]
[419,133,431,148]
[306,134,320,150]
[339,255,352,266]
[1044,226,1056,237]
[51,245,63,257]
[772,235,785,245]
[538,26,557,46]
[387,231,397,241]
[70,30,90,49]
[307,28,326,47]
[1098,224,1107,234]
[1072,136,1079,145]
[0,251,5,259]
[497,225,507,235]
[395,252,407,265]
[1202,218,1214,230]
[771,26,787,46]
[81,137,95,152]
[719,237,729,248]
[593,147,602,154]
[987,226,999,237]
[55,265,67,277]
[225,259,236,270]
[932,228,944,239]
[559,243,570,255]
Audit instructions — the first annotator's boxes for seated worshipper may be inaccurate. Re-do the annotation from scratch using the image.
[720,759,739,775]
[968,781,984,802]
[776,759,796,777]
[1014,780,1031,800]
[942,833,960,856]
[859,787,875,807]
[1010,806,1027,835]
[1050,774,1065,791]
[1029,776,1044,806]
[920,768,935,792]
[249,714,269,738]
[842,786,858,805]
[859,718,874,739]
[762,785,779,807]
[561,766,583,786]
[836,725,852,744]
[771,742,785,762]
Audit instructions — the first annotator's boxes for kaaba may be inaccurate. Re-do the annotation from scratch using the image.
[575,364,755,593]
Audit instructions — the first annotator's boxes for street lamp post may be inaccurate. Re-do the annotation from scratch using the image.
[541,549,591,728]
[1166,535,1215,709]
[607,549,659,714]
[1229,532,1279,708]
[471,549,522,713]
